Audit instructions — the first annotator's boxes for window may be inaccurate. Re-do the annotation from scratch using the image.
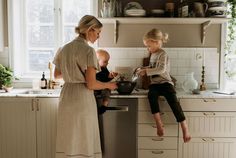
[8,0,97,79]
[225,39,236,91]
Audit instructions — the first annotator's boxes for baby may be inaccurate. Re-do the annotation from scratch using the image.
[94,49,118,114]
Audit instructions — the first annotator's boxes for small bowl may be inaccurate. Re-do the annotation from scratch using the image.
[116,81,136,95]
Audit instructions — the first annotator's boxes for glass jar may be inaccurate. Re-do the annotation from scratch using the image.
[182,72,198,93]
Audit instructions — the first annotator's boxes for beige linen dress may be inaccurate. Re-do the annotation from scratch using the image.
[53,37,102,158]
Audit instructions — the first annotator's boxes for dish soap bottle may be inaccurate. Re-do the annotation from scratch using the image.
[40,72,47,89]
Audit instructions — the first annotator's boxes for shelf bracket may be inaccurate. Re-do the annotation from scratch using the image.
[201,20,211,45]
[114,20,118,44]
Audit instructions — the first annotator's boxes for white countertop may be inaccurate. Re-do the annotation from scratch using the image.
[0,88,236,99]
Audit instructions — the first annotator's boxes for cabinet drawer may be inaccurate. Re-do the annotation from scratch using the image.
[138,98,172,111]
[180,112,236,137]
[138,111,176,124]
[178,138,236,158]
[180,99,236,111]
[138,149,177,158]
[138,137,177,149]
[138,124,178,136]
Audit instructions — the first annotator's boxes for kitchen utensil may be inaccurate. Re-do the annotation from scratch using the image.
[131,67,141,82]
[213,91,235,95]
[110,74,121,82]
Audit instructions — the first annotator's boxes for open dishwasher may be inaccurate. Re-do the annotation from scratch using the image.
[98,98,137,158]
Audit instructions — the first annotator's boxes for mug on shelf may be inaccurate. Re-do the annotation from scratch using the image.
[194,2,208,17]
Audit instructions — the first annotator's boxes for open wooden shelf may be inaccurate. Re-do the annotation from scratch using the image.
[98,17,229,24]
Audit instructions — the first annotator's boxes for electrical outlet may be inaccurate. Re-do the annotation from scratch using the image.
[195,52,202,61]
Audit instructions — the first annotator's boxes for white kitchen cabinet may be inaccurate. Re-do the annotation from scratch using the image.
[180,112,236,138]
[178,98,236,158]
[137,98,178,158]
[0,97,58,158]
[178,138,236,158]
[35,98,58,158]
[0,98,36,158]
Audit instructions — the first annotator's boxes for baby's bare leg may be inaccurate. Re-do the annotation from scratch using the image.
[153,113,164,137]
[180,120,191,143]
[103,98,109,107]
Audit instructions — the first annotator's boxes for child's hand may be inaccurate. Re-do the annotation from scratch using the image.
[109,72,118,78]
[136,69,146,76]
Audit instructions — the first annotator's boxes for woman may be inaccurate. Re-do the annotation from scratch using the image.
[53,15,117,158]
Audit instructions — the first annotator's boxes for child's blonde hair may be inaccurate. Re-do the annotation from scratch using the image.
[143,28,169,43]
[96,49,110,60]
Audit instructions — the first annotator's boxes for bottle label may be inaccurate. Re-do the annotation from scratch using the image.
[41,81,46,88]
[182,5,188,17]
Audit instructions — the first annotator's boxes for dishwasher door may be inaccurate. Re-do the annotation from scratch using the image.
[98,98,137,158]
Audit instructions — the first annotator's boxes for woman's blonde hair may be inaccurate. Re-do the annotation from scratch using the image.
[143,28,169,43]
[75,15,103,38]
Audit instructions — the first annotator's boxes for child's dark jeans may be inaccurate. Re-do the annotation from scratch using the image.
[148,82,185,122]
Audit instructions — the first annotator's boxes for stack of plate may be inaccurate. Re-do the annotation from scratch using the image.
[125,9,146,17]
[206,0,227,17]
[124,2,146,17]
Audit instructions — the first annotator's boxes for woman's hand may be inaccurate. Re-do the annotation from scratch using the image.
[107,82,118,90]
[54,67,63,79]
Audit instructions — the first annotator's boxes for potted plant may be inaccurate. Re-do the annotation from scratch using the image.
[0,64,17,92]
[225,0,236,80]
[226,0,236,49]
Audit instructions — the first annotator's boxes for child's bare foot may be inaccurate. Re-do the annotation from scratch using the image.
[180,120,191,143]
[156,122,164,137]
[153,113,164,137]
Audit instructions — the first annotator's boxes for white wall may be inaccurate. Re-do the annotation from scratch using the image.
[100,47,219,89]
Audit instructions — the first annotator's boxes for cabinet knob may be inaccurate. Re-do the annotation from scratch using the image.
[203,99,216,102]
[151,150,164,154]
[151,137,164,141]
[203,112,215,116]
[202,138,215,142]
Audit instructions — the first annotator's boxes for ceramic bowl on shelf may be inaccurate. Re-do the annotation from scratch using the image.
[207,7,226,17]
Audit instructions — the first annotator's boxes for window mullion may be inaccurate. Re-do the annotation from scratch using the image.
[54,0,62,51]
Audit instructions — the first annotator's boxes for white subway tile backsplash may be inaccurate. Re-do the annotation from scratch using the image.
[0,46,218,89]
[101,47,219,89]
[168,51,178,59]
